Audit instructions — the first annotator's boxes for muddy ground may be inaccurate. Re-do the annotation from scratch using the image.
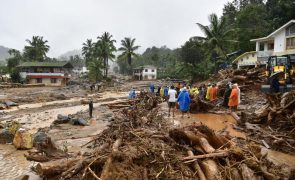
[0,79,295,179]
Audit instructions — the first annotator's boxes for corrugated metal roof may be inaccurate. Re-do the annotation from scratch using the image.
[18,61,73,68]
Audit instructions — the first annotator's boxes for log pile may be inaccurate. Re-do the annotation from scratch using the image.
[212,67,265,92]
[251,90,295,152]
[27,93,293,179]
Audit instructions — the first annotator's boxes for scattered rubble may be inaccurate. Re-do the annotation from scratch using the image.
[25,93,294,179]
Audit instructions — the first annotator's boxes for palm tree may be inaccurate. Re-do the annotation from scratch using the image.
[197,13,234,58]
[118,37,140,66]
[96,32,116,77]
[23,36,50,62]
[88,58,104,82]
[82,39,95,66]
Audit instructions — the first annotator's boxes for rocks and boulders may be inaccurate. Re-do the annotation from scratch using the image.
[33,131,49,146]
[69,118,88,126]
[5,100,18,107]
[53,114,70,124]
[49,93,67,100]
[13,128,33,149]
[0,129,14,144]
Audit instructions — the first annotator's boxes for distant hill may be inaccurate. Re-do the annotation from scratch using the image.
[58,49,82,60]
[0,45,11,64]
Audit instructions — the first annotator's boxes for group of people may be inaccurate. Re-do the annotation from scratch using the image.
[150,83,191,118]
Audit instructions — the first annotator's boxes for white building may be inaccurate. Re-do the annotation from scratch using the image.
[251,19,295,64]
[232,51,258,69]
[133,65,157,80]
[233,20,295,69]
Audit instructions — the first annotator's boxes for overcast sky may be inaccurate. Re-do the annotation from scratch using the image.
[0,0,230,57]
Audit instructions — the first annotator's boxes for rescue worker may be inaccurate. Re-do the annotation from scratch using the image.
[150,84,155,93]
[177,87,191,118]
[223,82,232,107]
[228,84,239,112]
[206,83,212,101]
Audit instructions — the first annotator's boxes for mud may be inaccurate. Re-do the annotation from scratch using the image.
[175,113,246,138]
[0,144,33,180]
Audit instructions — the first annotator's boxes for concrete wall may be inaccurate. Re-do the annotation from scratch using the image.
[237,52,258,69]
[274,30,285,52]
[29,78,64,86]
[142,68,157,80]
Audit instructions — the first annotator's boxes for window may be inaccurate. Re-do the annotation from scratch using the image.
[268,43,274,50]
[151,69,154,72]
[51,78,57,83]
[252,53,255,57]
[259,43,264,51]
[286,37,295,49]
[36,78,42,83]
[286,24,295,36]
[151,75,155,79]
[145,69,148,72]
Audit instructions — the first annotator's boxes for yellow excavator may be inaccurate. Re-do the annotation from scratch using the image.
[261,55,295,93]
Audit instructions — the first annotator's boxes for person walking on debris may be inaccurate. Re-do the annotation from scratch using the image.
[223,82,232,107]
[90,83,94,92]
[160,86,164,97]
[164,86,169,100]
[190,85,199,97]
[177,87,191,118]
[156,86,161,96]
[206,83,212,100]
[89,99,93,118]
[168,85,177,117]
[150,83,155,93]
[128,88,136,99]
[199,84,205,99]
[210,83,218,101]
[270,76,280,93]
[228,84,239,112]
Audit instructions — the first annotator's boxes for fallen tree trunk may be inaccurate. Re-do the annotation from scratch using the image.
[100,139,122,179]
[187,151,206,180]
[200,159,220,180]
[35,157,80,176]
[232,75,247,82]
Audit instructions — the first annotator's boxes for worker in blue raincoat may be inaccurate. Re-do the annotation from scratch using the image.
[177,87,191,118]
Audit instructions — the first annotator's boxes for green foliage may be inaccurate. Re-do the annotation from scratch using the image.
[82,32,116,78]
[82,39,95,67]
[88,58,103,82]
[179,37,213,81]
[23,36,50,62]
[10,69,22,83]
[6,49,22,72]
[0,65,8,74]
[97,32,116,77]
[234,3,270,52]
[197,13,235,59]
[118,37,140,65]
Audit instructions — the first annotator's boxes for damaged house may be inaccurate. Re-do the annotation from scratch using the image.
[18,61,73,86]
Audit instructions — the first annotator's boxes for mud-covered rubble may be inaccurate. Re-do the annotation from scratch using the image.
[25,93,294,179]
[196,67,295,155]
